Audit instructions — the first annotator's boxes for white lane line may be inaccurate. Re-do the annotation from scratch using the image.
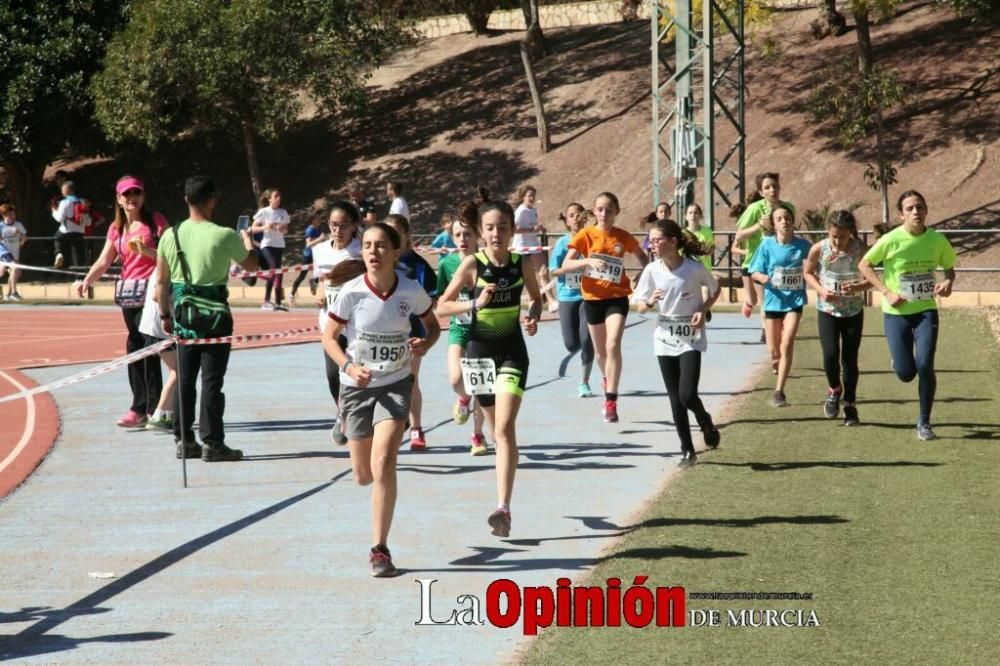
[0,369,38,475]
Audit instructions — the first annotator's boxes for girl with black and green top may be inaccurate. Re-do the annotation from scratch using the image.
[733,173,796,339]
[803,210,871,426]
[437,198,542,538]
[437,204,489,455]
[858,190,956,441]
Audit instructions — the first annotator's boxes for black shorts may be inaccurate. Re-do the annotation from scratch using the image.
[741,268,751,277]
[466,337,529,407]
[765,307,804,320]
[583,297,630,325]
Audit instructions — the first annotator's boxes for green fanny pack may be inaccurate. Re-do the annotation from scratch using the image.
[172,283,232,339]
[169,222,233,340]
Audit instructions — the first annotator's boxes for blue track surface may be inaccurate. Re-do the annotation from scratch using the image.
[0,312,766,663]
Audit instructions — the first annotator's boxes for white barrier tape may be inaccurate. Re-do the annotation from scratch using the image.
[230,263,313,279]
[177,325,320,346]
[0,340,171,405]
[0,260,119,280]
[413,245,552,254]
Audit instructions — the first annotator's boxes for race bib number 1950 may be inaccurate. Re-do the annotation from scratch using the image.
[357,331,409,373]
[461,358,496,395]
[899,272,935,301]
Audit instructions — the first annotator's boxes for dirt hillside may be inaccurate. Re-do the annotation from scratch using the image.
[54,4,998,267]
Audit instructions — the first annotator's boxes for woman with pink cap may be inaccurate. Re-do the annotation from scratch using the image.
[77,176,169,428]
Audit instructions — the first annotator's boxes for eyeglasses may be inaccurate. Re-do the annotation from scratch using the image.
[329,222,355,229]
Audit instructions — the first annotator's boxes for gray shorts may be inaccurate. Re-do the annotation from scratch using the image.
[339,374,413,440]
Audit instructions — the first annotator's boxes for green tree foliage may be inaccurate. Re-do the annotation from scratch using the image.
[0,0,126,229]
[92,0,407,200]
[937,0,1000,21]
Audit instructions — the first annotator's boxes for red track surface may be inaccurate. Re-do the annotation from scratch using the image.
[0,307,322,498]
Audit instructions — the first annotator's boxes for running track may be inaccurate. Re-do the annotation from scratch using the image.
[0,306,323,498]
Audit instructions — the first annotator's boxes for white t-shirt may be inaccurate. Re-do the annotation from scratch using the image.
[139,268,167,339]
[389,197,410,220]
[512,204,540,252]
[0,221,27,261]
[53,197,84,234]
[634,258,718,356]
[312,238,362,332]
[253,207,290,248]
[329,273,433,388]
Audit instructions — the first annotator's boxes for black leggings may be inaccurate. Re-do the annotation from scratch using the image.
[260,246,284,303]
[291,267,316,296]
[122,306,163,415]
[817,310,863,403]
[657,352,710,454]
[323,335,349,402]
[558,300,594,367]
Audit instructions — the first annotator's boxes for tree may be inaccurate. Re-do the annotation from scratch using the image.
[520,0,547,60]
[458,0,503,34]
[809,1,903,225]
[92,0,406,202]
[810,0,848,38]
[0,0,126,230]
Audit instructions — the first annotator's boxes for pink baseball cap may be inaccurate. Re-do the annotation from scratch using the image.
[115,176,145,195]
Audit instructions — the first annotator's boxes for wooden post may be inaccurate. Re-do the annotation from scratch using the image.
[520,42,551,154]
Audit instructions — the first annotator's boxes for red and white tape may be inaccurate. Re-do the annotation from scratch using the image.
[412,245,552,254]
[0,260,120,280]
[0,340,171,405]
[229,263,313,279]
[178,325,319,346]
[0,325,319,404]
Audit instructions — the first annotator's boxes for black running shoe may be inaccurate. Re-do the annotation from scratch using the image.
[700,415,721,449]
[202,444,243,462]
[175,440,201,459]
[843,405,860,427]
[679,450,696,468]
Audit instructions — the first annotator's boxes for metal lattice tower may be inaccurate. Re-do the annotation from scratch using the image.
[651,0,746,228]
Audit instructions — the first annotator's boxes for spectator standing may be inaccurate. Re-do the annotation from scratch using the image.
[252,188,290,311]
[387,181,410,221]
[52,180,87,268]
[77,176,169,427]
[157,176,257,462]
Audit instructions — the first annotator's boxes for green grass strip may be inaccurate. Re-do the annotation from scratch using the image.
[523,307,1000,664]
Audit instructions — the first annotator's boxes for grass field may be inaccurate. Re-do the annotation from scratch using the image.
[522,307,1000,665]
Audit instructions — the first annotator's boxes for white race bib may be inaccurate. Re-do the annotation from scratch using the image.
[586,253,624,283]
[899,272,935,301]
[772,266,803,291]
[356,330,409,373]
[324,284,342,311]
[821,270,860,295]
[461,357,496,395]
[564,271,583,290]
[455,293,472,325]
[655,314,701,347]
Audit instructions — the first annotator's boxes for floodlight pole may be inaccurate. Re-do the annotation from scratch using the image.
[651,0,745,229]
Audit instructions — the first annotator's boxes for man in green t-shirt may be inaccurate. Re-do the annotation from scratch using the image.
[858,190,956,442]
[156,176,257,462]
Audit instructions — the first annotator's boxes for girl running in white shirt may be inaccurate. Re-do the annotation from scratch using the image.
[636,220,721,468]
[323,222,441,577]
[313,201,363,445]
